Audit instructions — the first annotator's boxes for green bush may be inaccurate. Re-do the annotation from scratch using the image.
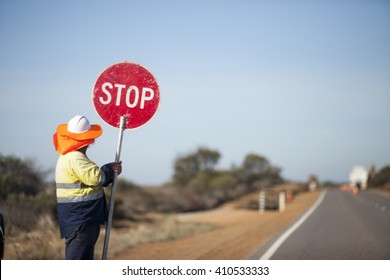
[371,166,390,188]
[0,154,45,200]
[0,154,55,235]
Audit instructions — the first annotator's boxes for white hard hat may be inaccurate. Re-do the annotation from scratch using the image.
[55,115,102,141]
[67,115,92,134]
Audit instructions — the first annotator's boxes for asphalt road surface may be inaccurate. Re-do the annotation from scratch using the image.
[252,189,390,260]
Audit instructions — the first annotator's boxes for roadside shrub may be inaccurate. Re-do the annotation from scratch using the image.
[0,192,57,235]
[371,166,390,188]
[0,154,45,200]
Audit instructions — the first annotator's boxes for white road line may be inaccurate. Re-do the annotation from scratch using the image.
[259,190,327,260]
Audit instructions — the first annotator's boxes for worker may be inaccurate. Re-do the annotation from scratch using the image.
[53,115,122,260]
[0,212,4,259]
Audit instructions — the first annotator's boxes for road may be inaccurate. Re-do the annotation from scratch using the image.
[252,189,390,260]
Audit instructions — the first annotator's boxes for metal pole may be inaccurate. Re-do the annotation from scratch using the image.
[102,116,126,260]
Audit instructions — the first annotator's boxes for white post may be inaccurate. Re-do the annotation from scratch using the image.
[259,190,265,214]
[278,192,286,212]
[102,116,126,260]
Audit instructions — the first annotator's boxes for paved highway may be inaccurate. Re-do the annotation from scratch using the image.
[251,189,390,259]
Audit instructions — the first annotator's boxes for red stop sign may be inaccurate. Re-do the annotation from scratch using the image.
[92,62,160,129]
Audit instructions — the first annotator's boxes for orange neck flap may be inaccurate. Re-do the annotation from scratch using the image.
[53,133,95,155]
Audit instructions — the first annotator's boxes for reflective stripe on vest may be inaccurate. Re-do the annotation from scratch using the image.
[56,182,104,203]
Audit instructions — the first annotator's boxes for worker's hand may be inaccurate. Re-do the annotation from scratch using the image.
[110,161,122,175]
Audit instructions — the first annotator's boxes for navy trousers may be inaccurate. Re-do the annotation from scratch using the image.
[65,224,100,260]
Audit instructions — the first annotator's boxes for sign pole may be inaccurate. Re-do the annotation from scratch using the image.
[93,62,160,259]
[102,116,126,260]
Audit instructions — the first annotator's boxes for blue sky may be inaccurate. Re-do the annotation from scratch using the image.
[0,0,389,185]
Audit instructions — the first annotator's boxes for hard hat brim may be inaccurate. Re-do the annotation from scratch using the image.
[56,123,103,140]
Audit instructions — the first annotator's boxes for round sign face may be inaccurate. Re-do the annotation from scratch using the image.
[92,62,160,129]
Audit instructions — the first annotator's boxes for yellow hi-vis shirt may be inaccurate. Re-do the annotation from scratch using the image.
[55,151,107,238]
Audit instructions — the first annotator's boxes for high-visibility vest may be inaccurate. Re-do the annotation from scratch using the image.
[55,151,107,238]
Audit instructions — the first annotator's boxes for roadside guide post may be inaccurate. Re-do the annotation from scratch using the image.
[92,62,160,259]
[259,190,265,214]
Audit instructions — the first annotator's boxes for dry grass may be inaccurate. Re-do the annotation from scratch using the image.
[3,213,214,260]
[96,215,215,259]
[4,215,64,260]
